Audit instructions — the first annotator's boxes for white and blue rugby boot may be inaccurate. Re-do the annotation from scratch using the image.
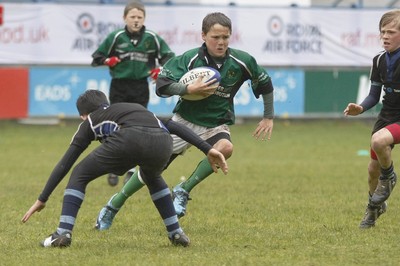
[95,194,119,231]
[172,183,191,218]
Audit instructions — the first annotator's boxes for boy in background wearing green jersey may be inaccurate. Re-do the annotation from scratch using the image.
[91,1,175,186]
[95,12,275,230]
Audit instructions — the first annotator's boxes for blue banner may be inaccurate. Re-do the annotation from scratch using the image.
[29,67,111,117]
[28,67,304,118]
[233,69,304,117]
[149,69,304,117]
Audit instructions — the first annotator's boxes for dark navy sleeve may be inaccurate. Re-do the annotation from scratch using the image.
[360,85,382,112]
[38,144,85,202]
[163,119,212,154]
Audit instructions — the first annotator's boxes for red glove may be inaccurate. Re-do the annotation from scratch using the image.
[104,56,120,67]
[149,67,161,80]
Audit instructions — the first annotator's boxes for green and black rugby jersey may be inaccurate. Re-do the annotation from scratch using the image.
[91,26,174,80]
[156,43,273,127]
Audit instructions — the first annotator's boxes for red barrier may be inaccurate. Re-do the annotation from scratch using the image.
[0,68,29,119]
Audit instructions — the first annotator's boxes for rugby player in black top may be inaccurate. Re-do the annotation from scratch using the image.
[21,90,228,248]
[344,9,400,228]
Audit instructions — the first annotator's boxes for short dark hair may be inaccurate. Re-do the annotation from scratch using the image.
[76,90,109,116]
[202,12,232,34]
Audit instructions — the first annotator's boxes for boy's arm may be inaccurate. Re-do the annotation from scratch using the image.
[38,145,84,202]
[359,84,382,113]
[21,145,85,223]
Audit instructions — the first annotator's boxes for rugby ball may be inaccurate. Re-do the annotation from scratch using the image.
[179,67,221,101]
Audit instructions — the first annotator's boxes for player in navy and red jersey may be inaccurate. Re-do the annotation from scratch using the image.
[344,9,400,228]
[94,12,274,230]
[91,1,175,186]
[21,90,228,248]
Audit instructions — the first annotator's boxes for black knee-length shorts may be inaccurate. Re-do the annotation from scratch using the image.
[68,126,172,187]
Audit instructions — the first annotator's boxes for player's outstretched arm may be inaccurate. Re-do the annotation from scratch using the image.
[21,200,46,223]
[207,148,228,175]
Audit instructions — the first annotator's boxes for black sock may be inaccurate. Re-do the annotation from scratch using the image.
[380,163,394,179]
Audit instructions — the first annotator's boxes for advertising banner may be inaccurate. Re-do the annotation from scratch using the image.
[27,67,303,118]
[149,68,305,117]
[0,3,384,67]
[29,67,111,117]
[232,69,304,117]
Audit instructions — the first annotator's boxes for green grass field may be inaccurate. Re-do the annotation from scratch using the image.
[1,119,400,265]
